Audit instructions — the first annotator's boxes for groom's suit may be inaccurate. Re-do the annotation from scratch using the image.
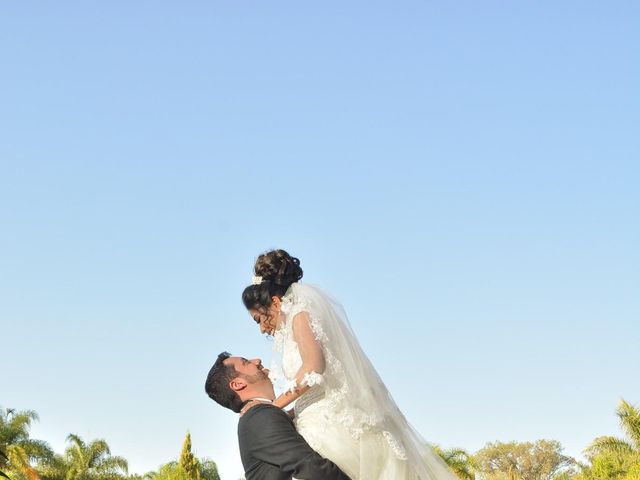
[238,404,350,480]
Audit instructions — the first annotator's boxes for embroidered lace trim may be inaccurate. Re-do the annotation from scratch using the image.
[275,287,408,459]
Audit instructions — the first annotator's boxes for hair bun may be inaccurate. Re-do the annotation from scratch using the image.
[254,249,303,287]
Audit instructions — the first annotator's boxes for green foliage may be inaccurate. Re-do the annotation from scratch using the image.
[124,475,145,480]
[551,472,577,480]
[574,451,639,480]
[0,407,221,480]
[145,434,219,480]
[39,434,128,480]
[5,400,639,480]
[1,407,54,480]
[473,439,576,480]
[144,462,186,480]
[1,449,10,480]
[146,460,219,480]
[626,462,640,480]
[178,434,199,480]
[433,445,476,479]
[0,409,53,461]
[197,460,220,480]
[577,399,640,480]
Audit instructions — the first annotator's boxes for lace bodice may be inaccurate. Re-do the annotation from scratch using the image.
[269,288,326,410]
[268,285,388,436]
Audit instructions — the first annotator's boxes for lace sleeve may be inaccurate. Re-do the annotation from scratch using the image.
[284,311,326,393]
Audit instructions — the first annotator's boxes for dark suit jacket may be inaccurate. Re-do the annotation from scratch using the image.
[238,403,350,480]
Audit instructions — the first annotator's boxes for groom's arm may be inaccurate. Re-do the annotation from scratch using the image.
[240,404,351,480]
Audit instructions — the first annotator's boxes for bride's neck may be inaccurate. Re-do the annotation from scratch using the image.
[275,311,286,329]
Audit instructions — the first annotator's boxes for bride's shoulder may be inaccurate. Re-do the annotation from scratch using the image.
[281,283,321,316]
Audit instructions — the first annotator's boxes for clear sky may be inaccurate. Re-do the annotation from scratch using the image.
[1,2,639,479]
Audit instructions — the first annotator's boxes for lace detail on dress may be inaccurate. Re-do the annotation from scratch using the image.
[269,323,287,386]
[307,313,329,344]
[272,320,286,352]
[301,371,324,387]
[282,372,323,394]
[268,360,280,384]
[383,431,408,460]
[284,378,298,394]
[279,289,297,316]
[272,284,410,462]
[294,385,325,415]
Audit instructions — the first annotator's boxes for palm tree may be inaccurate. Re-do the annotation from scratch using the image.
[576,399,640,480]
[40,434,127,480]
[1,449,10,480]
[433,445,475,480]
[0,408,53,480]
[585,399,640,459]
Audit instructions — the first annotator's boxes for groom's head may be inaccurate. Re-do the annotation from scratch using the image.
[204,351,273,413]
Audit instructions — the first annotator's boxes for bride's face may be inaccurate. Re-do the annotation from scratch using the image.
[249,296,282,336]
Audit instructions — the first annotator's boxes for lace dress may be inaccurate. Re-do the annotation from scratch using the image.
[268,283,457,480]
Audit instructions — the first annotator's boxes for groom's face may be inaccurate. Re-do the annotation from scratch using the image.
[224,356,270,385]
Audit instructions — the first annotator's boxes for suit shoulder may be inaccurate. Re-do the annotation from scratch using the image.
[239,404,288,430]
[241,403,287,421]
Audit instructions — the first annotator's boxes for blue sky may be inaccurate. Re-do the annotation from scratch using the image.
[1,2,639,479]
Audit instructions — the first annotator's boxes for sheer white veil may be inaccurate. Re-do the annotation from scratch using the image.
[278,282,458,480]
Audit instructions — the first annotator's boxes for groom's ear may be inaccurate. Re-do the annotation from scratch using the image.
[229,377,248,392]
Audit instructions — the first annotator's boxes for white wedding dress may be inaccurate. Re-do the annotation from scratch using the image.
[269,283,457,480]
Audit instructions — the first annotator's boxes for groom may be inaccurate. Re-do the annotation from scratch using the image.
[204,352,350,480]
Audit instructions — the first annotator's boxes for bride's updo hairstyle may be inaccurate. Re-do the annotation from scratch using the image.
[242,249,303,311]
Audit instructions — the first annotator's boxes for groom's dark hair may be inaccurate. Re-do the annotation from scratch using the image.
[204,351,244,413]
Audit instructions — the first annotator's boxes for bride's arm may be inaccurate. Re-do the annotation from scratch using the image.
[272,311,326,410]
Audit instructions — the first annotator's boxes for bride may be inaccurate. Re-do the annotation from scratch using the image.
[241,249,457,480]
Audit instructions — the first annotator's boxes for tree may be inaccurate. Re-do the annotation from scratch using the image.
[577,399,640,480]
[196,461,219,480]
[178,434,199,480]
[1,449,10,480]
[586,400,640,459]
[0,408,53,480]
[145,461,219,480]
[40,434,127,480]
[434,445,476,480]
[144,434,219,480]
[474,440,576,480]
[5,447,41,480]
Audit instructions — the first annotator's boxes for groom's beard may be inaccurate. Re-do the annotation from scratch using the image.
[242,368,269,384]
